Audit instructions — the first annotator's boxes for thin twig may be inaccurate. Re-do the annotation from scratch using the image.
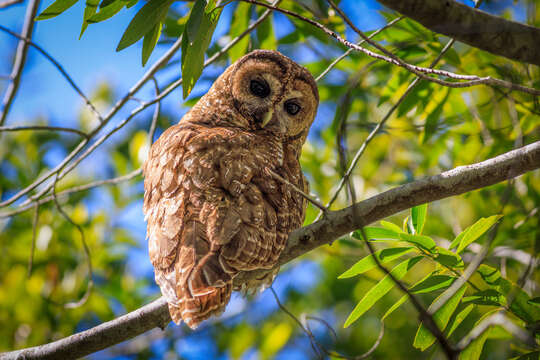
[270,286,385,359]
[0,0,41,126]
[0,125,89,138]
[51,174,93,309]
[0,0,23,8]
[315,16,404,82]
[0,24,104,122]
[241,0,540,96]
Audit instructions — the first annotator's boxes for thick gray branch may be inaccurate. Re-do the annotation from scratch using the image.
[376,0,540,66]
[3,141,539,360]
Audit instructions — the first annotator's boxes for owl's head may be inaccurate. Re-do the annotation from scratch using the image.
[200,50,318,143]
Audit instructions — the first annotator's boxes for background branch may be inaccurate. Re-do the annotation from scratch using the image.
[376,0,540,66]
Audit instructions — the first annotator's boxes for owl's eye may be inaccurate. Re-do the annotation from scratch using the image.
[284,100,301,115]
[250,79,270,98]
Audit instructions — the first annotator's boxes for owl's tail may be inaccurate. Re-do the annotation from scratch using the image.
[165,251,233,329]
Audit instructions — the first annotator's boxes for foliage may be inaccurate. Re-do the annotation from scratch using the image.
[1,0,539,359]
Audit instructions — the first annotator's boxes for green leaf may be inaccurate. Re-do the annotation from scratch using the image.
[434,247,464,268]
[88,0,125,23]
[459,310,501,360]
[344,256,422,327]
[409,275,456,294]
[411,204,427,235]
[380,220,404,234]
[446,304,474,337]
[36,0,79,20]
[353,227,401,241]
[141,22,162,66]
[399,233,436,252]
[463,289,504,306]
[228,2,251,62]
[382,294,407,321]
[338,247,415,279]
[80,0,100,38]
[509,351,540,360]
[383,273,455,321]
[528,297,540,307]
[456,215,502,253]
[477,265,540,323]
[181,0,222,98]
[116,0,171,51]
[256,12,276,49]
[413,285,466,351]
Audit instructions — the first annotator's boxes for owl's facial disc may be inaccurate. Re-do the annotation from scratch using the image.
[229,50,318,140]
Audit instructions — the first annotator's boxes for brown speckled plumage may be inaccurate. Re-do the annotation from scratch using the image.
[143,50,318,328]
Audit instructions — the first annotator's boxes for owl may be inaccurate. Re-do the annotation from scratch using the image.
[143,50,319,329]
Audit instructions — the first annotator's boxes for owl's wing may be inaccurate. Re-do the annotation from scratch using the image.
[143,123,280,328]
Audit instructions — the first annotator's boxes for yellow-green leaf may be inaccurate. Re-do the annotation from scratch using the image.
[36,0,79,20]
[338,247,414,279]
[413,285,466,351]
[344,256,422,327]
[142,22,163,66]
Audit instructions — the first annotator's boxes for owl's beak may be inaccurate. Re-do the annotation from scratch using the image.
[260,109,273,128]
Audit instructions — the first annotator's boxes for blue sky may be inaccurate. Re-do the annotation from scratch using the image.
[0,0,386,129]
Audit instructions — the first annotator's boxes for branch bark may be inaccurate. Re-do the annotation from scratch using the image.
[376,0,540,66]
[3,141,540,360]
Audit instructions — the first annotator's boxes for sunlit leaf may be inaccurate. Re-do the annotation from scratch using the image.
[352,227,401,242]
[142,22,163,66]
[181,0,222,98]
[80,0,100,38]
[344,256,422,327]
[413,285,466,351]
[36,0,78,20]
[446,304,474,337]
[228,2,251,62]
[411,203,428,235]
[88,0,125,23]
[116,0,171,51]
[455,215,502,253]
[399,233,436,252]
[338,247,415,279]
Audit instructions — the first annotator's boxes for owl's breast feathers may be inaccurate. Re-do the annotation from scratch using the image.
[143,122,306,328]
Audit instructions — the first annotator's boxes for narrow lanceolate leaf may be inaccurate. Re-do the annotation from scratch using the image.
[352,227,401,242]
[338,247,414,279]
[88,0,125,23]
[409,274,455,294]
[181,0,222,98]
[477,264,540,323]
[434,247,464,268]
[117,0,172,51]
[256,12,276,49]
[380,220,403,234]
[399,233,436,252]
[452,215,502,253]
[411,204,427,235]
[528,297,540,307]
[36,0,79,20]
[142,22,163,66]
[80,0,100,38]
[382,273,456,321]
[423,89,449,143]
[344,256,422,328]
[413,285,466,351]
[445,304,473,337]
[229,2,251,62]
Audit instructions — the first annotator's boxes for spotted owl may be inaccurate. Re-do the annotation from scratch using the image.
[143,50,319,329]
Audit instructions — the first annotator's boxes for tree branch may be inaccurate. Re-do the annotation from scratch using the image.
[376,0,540,66]
[3,141,539,360]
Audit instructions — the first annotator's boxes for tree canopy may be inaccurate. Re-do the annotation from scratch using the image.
[0,0,539,359]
